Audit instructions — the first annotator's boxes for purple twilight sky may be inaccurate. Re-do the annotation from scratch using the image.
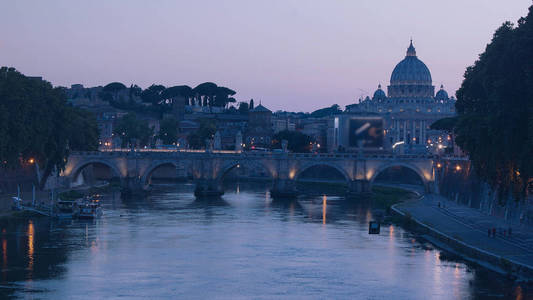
[1,0,531,112]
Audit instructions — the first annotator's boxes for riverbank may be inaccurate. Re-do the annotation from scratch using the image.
[392,192,533,281]
[0,181,115,221]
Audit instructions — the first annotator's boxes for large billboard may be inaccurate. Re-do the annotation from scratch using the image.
[348,117,384,148]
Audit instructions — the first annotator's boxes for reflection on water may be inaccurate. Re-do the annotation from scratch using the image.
[0,182,529,299]
[27,221,34,277]
[322,195,327,225]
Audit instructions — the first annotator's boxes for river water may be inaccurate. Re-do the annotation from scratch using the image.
[0,182,529,299]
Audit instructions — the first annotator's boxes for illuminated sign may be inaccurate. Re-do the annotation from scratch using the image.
[348,118,384,148]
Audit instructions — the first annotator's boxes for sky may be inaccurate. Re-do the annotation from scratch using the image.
[0,0,531,112]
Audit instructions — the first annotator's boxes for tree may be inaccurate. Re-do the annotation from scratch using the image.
[160,85,193,114]
[193,82,218,107]
[102,82,127,101]
[0,67,99,187]
[66,107,100,151]
[187,119,216,149]
[310,104,341,118]
[249,99,254,110]
[129,84,142,100]
[103,82,127,92]
[158,117,179,145]
[430,117,458,132]
[272,130,313,153]
[113,113,154,148]
[213,86,236,107]
[161,85,192,103]
[454,5,533,200]
[140,84,166,105]
[431,117,458,154]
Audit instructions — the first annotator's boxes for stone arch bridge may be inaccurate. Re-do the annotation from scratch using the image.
[61,150,436,198]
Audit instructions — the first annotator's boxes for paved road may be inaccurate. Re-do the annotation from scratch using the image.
[394,190,533,271]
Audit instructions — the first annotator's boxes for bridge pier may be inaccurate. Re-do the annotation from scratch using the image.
[194,179,224,198]
[270,179,298,199]
[346,180,371,198]
[120,177,149,197]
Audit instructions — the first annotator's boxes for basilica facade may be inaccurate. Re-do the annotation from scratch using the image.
[341,41,456,153]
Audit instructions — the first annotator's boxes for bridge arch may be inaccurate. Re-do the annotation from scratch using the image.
[294,162,351,183]
[141,160,180,188]
[69,159,123,184]
[217,160,274,181]
[369,162,429,188]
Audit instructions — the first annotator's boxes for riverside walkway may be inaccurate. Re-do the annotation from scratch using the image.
[393,191,533,278]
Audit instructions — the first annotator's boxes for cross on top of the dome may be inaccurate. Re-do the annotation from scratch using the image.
[406,39,416,57]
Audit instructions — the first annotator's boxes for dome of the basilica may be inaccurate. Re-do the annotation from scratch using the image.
[373,84,386,100]
[390,41,432,86]
[435,85,449,100]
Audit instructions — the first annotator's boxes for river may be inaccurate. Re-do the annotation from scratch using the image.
[0,182,528,299]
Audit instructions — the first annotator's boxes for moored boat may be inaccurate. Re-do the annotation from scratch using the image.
[75,196,103,219]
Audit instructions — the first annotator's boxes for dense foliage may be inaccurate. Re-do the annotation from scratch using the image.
[0,67,99,185]
[272,130,313,153]
[98,81,237,117]
[140,84,166,105]
[187,119,216,149]
[430,117,457,132]
[158,117,179,145]
[113,113,154,148]
[310,104,341,118]
[454,5,533,200]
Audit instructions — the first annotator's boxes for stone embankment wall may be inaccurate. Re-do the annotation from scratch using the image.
[437,160,533,226]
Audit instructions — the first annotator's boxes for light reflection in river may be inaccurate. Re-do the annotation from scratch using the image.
[27,220,34,275]
[322,194,327,224]
[2,235,6,282]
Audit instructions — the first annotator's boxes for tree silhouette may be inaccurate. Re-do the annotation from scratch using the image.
[158,117,179,145]
[454,5,533,200]
[0,67,99,187]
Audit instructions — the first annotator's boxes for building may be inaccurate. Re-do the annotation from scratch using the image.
[299,117,328,151]
[272,116,296,133]
[336,40,456,153]
[245,104,273,148]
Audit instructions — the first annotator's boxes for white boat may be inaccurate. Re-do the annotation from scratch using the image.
[75,197,103,219]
